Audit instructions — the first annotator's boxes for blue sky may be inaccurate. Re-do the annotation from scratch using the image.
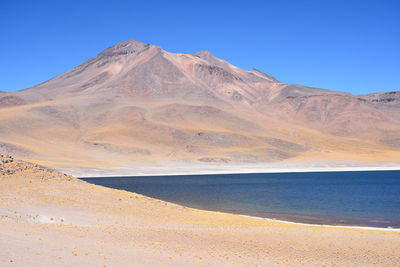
[1,0,399,94]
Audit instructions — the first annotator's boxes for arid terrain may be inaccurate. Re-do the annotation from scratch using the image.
[0,40,399,173]
[1,157,399,266]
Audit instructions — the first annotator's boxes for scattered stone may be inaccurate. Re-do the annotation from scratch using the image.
[198,157,231,163]
[1,154,13,164]
[0,154,75,181]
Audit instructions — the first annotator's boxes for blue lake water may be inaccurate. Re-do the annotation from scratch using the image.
[82,170,400,228]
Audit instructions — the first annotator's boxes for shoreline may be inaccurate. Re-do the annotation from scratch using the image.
[86,177,400,232]
[79,168,400,231]
[72,165,400,178]
[2,159,400,266]
[240,215,400,232]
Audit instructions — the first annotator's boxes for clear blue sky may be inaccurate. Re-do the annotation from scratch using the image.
[1,0,399,94]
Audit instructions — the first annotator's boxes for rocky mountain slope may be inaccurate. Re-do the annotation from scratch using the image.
[0,39,399,168]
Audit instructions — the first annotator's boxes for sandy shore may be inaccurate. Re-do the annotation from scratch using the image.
[1,159,400,266]
[58,161,400,178]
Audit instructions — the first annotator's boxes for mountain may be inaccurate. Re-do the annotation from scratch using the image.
[1,39,399,169]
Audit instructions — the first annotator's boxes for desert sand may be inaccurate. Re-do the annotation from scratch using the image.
[1,157,399,266]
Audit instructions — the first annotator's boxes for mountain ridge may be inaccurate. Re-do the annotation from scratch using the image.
[0,39,399,169]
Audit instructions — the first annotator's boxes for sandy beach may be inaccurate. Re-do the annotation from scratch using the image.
[56,161,400,178]
[1,158,400,266]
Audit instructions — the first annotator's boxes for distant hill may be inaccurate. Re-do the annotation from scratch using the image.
[1,39,399,168]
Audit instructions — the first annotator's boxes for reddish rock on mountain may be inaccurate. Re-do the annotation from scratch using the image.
[0,39,399,168]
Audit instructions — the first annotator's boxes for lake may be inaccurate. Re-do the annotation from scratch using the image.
[82,170,400,228]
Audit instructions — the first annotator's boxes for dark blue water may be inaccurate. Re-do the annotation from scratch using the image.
[82,171,400,228]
